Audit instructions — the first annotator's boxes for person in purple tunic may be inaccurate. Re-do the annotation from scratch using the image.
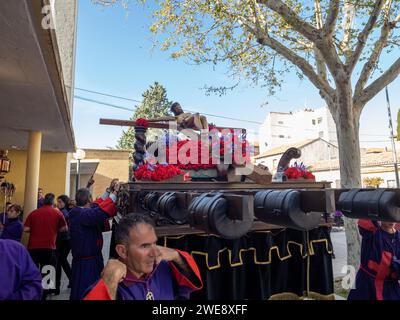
[84,213,202,300]
[0,204,23,242]
[37,188,44,209]
[348,220,400,300]
[0,239,43,300]
[69,181,119,300]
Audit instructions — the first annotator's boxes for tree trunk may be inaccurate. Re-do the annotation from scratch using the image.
[330,81,362,270]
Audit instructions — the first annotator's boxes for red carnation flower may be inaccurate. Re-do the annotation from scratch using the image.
[135,118,149,128]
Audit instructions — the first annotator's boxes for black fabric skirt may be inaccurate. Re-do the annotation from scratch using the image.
[161,226,334,300]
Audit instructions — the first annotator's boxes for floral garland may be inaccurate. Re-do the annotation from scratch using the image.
[134,163,183,181]
[284,162,315,180]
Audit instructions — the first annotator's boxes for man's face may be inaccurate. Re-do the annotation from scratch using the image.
[381,221,396,229]
[172,105,183,114]
[120,223,159,277]
[38,189,43,198]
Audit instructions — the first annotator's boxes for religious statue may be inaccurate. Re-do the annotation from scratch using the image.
[148,102,208,131]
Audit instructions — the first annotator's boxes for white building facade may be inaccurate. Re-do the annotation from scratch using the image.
[254,138,339,172]
[258,107,337,154]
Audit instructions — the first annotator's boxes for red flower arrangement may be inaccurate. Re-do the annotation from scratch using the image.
[166,140,217,170]
[134,163,183,181]
[135,118,149,128]
[165,133,252,170]
[284,162,315,180]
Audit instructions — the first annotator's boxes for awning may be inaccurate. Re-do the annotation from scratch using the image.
[0,0,75,152]
[70,160,100,176]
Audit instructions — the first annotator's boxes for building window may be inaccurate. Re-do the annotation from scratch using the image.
[317,117,323,124]
[278,121,284,125]
[312,119,316,125]
[319,131,324,138]
[278,135,284,138]
[387,180,396,188]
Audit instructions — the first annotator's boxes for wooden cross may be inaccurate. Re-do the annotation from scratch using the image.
[99,118,246,132]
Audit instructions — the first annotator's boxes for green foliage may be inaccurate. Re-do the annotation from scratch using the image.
[116,82,172,157]
[397,109,400,141]
[93,0,400,98]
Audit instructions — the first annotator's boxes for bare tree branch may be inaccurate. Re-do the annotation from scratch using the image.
[346,0,386,73]
[339,1,355,57]
[257,0,319,43]
[256,35,335,106]
[358,58,400,106]
[314,0,328,81]
[354,1,397,101]
[324,0,340,36]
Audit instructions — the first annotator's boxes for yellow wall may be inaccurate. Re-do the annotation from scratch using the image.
[69,149,130,199]
[2,150,68,213]
[87,149,129,199]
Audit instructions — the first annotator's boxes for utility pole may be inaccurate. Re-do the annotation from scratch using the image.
[385,86,400,188]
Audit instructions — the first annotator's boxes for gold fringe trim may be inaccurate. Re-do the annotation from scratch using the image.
[163,235,333,270]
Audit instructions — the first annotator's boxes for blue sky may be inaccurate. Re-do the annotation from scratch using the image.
[72,0,400,149]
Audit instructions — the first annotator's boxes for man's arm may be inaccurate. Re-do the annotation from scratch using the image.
[80,182,120,228]
[358,219,379,239]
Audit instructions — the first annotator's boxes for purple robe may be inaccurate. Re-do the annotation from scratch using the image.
[37,198,44,209]
[84,250,203,300]
[0,239,43,300]
[117,261,198,300]
[348,220,400,300]
[0,218,23,242]
[69,197,116,300]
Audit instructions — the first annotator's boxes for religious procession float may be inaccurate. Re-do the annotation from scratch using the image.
[101,104,400,300]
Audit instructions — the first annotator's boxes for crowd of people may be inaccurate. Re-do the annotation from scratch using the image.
[0,179,202,300]
[1,178,400,300]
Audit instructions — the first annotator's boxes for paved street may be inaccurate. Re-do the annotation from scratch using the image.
[331,230,347,279]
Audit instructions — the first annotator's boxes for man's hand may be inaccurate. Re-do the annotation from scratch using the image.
[86,178,95,188]
[101,259,126,300]
[0,223,4,230]
[156,246,196,282]
[156,246,180,264]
